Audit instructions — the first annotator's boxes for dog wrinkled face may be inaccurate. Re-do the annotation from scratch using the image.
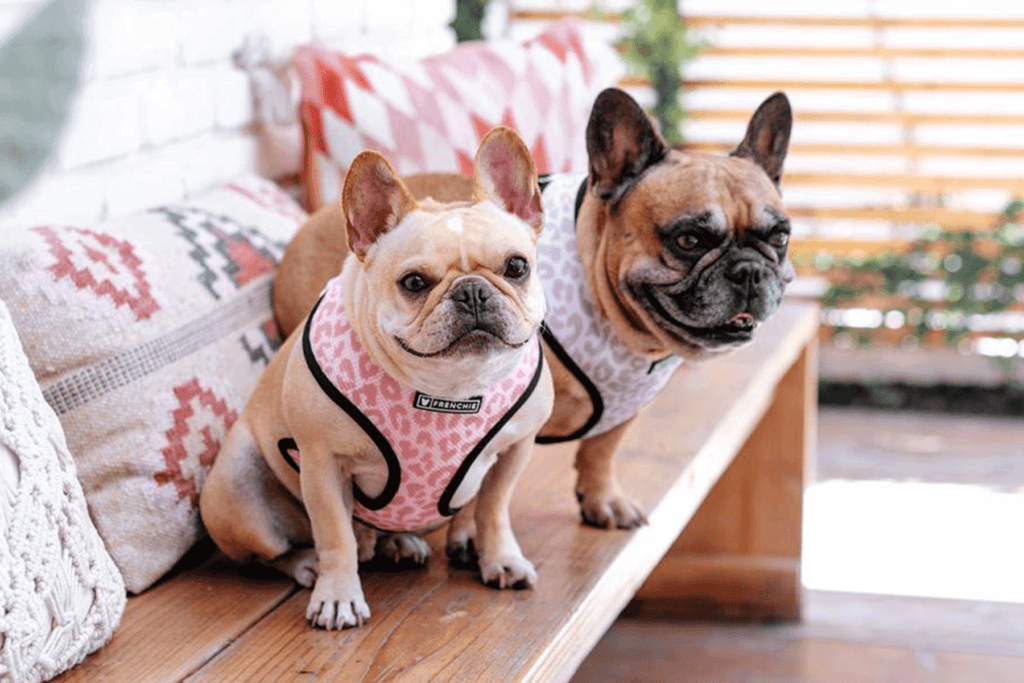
[368,200,544,369]
[341,128,544,396]
[617,154,793,353]
[585,88,794,359]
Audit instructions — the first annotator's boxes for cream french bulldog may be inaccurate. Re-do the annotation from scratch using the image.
[199,127,553,630]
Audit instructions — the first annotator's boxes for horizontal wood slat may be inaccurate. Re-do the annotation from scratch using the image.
[704,45,1024,60]
[784,172,1024,193]
[686,15,1024,30]
[688,141,1024,159]
[686,108,1024,127]
[622,76,1024,94]
[790,238,920,259]
[509,10,1024,30]
[790,237,1015,259]
[787,206,1001,231]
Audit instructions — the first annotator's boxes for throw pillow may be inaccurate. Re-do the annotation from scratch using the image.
[0,175,306,593]
[0,296,126,683]
[293,20,625,211]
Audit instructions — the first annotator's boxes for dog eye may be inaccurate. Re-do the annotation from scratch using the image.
[769,232,789,249]
[504,256,530,281]
[400,273,431,293]
[677,234,700,250]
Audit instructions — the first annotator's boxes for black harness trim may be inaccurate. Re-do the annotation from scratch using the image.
[436,337,546,516]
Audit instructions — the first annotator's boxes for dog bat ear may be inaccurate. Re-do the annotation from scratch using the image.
[472,126,544,234]
[731,92,792,187]
[586,87,668,203]
[341,151,418,259]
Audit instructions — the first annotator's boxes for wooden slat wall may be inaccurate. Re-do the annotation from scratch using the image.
[510,4,1024,347]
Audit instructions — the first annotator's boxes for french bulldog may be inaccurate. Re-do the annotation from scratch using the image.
[270,87,793,534]
[199,126,554,630]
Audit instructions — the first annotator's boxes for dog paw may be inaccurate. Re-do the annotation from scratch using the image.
[376,532,431,567]
[354,522,379,564]
[445,537,478,568]
[269,547,318,588]
[577,490,648,530]
[479,554,537,590]
[306,575,370,630]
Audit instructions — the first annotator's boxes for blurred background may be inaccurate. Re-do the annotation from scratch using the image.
[2,0,1022,680]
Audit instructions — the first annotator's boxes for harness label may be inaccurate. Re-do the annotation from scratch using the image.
[413,392,482,414]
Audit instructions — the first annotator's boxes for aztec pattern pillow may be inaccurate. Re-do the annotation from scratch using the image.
[293,20,625,211]
[0,176,306,593]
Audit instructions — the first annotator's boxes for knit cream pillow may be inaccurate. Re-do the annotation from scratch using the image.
[0,296,126,683]
[0,175,306,593]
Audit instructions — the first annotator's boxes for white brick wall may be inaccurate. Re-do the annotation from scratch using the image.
[0,0,456,227]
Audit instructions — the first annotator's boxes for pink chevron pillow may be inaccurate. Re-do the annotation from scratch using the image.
[293,21,624,212]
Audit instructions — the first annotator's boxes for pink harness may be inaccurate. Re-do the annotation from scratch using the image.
[279,277,543,532]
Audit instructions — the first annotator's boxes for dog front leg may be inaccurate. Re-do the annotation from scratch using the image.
[299,449,370,629]
[475,438,537,589]
[445,498,478,567]
[574,415,648,529]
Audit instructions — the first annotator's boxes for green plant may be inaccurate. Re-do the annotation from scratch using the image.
[450,0,489,43]
[619,0,705,144]
[812,199,1024,364]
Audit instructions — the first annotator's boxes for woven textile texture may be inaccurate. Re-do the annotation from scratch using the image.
[0,175,306,593]
[0,297,126,683]
[293,19,624,212]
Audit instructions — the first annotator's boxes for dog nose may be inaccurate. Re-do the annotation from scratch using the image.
[450,278,492,315]
[725,261,764,287]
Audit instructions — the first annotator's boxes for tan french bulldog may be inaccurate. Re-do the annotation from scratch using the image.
[271,87,793,534]
[200,126,554,630]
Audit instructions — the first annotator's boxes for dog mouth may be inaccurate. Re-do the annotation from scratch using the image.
[639,286,759,346]
[396,327,529,358]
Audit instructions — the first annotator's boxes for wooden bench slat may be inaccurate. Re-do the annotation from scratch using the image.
[55,556,296,683]
[177,302,818,683]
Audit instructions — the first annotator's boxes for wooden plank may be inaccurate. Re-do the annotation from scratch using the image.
[627,555,801,620]
[790,238,912,259]
[509,10,1024,30]
[632,336,817,621]
[55,551,297,683]
[183,302,820,683]
[689,140,1024,160]
[686,15,1024,30]
[687,108,1024,127]
[704,45,1024,59]
[783,172,1024,193]
[623,76,1024,94]
[786,207,1000,231]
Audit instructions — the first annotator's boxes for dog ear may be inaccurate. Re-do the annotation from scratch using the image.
[342,151,418,259]
[473,126,543,234]
[586,87,669,202]
[731,92,792,187]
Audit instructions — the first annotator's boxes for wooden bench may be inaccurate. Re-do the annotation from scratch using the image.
[55,300,818,683]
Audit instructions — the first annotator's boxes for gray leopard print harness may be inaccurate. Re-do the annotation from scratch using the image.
[535,173,683,443]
